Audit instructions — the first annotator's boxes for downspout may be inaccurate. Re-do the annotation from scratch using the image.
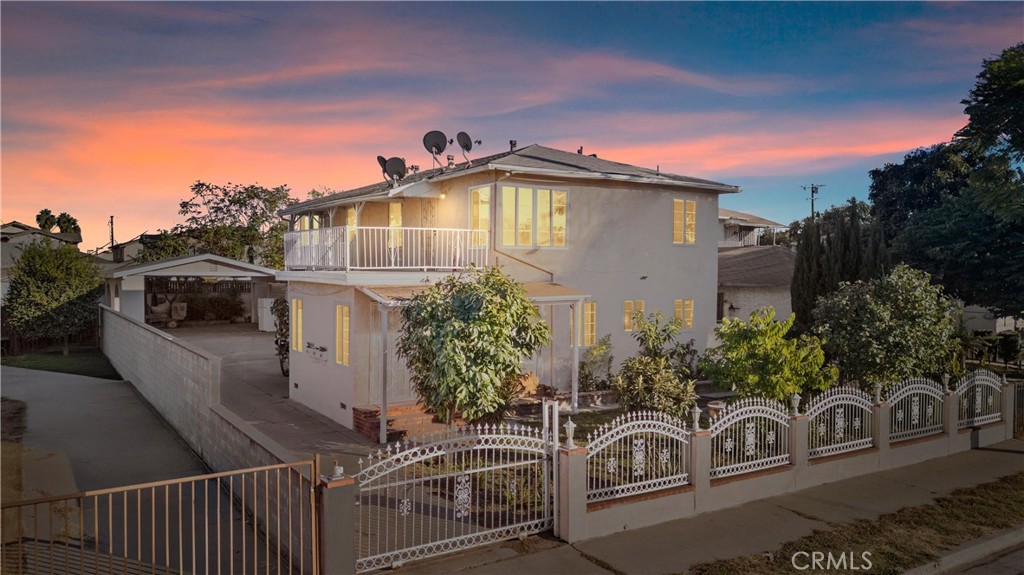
[490,171,555,282]
[378,302,389,445]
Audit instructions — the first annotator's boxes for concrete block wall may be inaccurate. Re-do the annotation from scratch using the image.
[100,305,295,472]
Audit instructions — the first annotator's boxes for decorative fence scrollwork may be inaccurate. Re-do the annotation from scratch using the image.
[585,410,691,503]
[954,369,1003,428]
[806,386,875,459]
[354,423,553,573]
[887,378,945,442]
[709,398,791,479]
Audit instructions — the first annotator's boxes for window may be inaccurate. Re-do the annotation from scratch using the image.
[676,298,694,329]
[673,199,698,245]
[583,301,596,346]
[291,299,303,351]
[624,299,645,331]
[501,186,567,247]
[346,208,357,242]
[388,203,402,248]
[717,292,725,323]
[470,187,490,247]
[335,305,350,366]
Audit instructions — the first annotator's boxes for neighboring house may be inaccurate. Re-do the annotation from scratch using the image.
[717,245,795,325]
[104,253,278,327]
[278,143,739,439]
[718,208,783,247]
[94,232,153,264]
[962,304,1024,333]
[1,221,83,297]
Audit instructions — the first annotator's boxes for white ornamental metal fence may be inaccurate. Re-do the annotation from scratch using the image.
[955,369,1003,428]
[353,412,557,573]
[805,386,875,459]
[887,378,945,442]
[709,398,791,479]
[584,411,691,503]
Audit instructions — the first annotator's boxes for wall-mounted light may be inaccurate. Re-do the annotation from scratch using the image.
[439,193,447,199]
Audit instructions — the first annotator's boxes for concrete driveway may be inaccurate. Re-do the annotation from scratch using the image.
[1,366,208,493]
[168,323,375,470]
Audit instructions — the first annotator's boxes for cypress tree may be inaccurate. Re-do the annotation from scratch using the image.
[791,218,822,332]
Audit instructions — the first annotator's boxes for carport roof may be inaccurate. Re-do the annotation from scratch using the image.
[359,282,590,306]
[106,253,278,279]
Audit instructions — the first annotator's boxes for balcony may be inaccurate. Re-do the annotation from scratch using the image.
[283,226,488,271]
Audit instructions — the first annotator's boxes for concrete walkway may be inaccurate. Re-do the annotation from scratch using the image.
[1,366,207,493]
[168,324,376,470]
[397,439,1024,575]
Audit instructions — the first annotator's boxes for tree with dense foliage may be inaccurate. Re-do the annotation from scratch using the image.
[136,181,294,269]
[700,307,836,401]
[35,209,56,232]
[813,265,957,388]
[612,311,698,416]
[791,218,822,333]
[2,240,103,356]
[579,334,614,392]
[396,266,550,424]
[54,212,81,234]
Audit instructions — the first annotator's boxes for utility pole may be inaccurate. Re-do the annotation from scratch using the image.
[802,184,825,219]
[109,215,115,247]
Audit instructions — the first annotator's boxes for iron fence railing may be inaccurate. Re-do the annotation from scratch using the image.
[954,369,1003,428]
[887,378,945,442]
[709,398,791,479]
[806,386,875,459]
[1,461,318,575]
[585,411,691,502]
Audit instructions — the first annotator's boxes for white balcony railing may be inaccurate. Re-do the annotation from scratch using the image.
[283,226,488,271]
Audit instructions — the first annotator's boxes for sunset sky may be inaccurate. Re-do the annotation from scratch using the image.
[3,2,1021,251]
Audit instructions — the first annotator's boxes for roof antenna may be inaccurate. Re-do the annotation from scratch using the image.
[423,130,447,170]
[455,131,481,167]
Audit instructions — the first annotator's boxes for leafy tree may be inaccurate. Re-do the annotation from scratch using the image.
[813,265,957,388]
[2,240,103,356]
[35,209,56,232]
[55,212,81,234]
[700,307,836,401]
[137,181,295,269]
[791,218,823,333]
[956,43,1024,165]
[757,220,800,247]
[396,266,550,424]
[896,192,1024,318]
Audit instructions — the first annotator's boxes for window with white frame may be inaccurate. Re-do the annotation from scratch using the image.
[500,185,567,247]
[672,199,697,245]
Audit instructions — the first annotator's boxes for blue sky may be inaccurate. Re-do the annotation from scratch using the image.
[2,2,1021,249]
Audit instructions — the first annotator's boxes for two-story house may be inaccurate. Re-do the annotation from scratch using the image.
[278,143,739,441]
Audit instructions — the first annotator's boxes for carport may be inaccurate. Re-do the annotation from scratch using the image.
[104,253,279,327]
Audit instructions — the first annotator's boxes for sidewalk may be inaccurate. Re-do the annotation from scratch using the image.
[398,438,1024,575]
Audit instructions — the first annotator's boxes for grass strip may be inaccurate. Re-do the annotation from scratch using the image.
[688,473,1024,575]
[1,346,121,380]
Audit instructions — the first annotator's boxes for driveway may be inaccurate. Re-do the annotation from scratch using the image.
[1,366,208,493]
[168,323,375,470]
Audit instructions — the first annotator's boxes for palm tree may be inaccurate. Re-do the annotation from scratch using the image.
[55,212,81,234]
[35,209,56,231]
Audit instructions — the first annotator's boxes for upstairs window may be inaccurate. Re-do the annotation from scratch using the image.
[346,208,357,242]
[501,186,567,247]
[470,187,490,247]
[583,301,597,346]
[673,199,697,245]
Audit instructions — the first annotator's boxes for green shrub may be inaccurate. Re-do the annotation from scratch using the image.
[579,334,614,392]
[612,355,697,418]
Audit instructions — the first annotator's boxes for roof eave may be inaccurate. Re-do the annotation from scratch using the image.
[488,163,740,193]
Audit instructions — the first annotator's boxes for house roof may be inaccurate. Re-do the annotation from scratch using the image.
[718,208,783,228]
[107,253,277,279]
[718,246,795,287]
[282,144,739,216]
[1,221,83,244]
[359,282,590,307]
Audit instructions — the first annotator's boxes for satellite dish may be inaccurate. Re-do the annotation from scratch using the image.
[456,132,473,152]
[423,130,447,155]
[384,157,407,183]
[377,155,387,170]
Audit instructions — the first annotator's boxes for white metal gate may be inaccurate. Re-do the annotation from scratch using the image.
[353,402,559,573]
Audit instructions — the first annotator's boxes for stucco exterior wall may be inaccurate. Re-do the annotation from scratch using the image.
[720,286,792,323]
